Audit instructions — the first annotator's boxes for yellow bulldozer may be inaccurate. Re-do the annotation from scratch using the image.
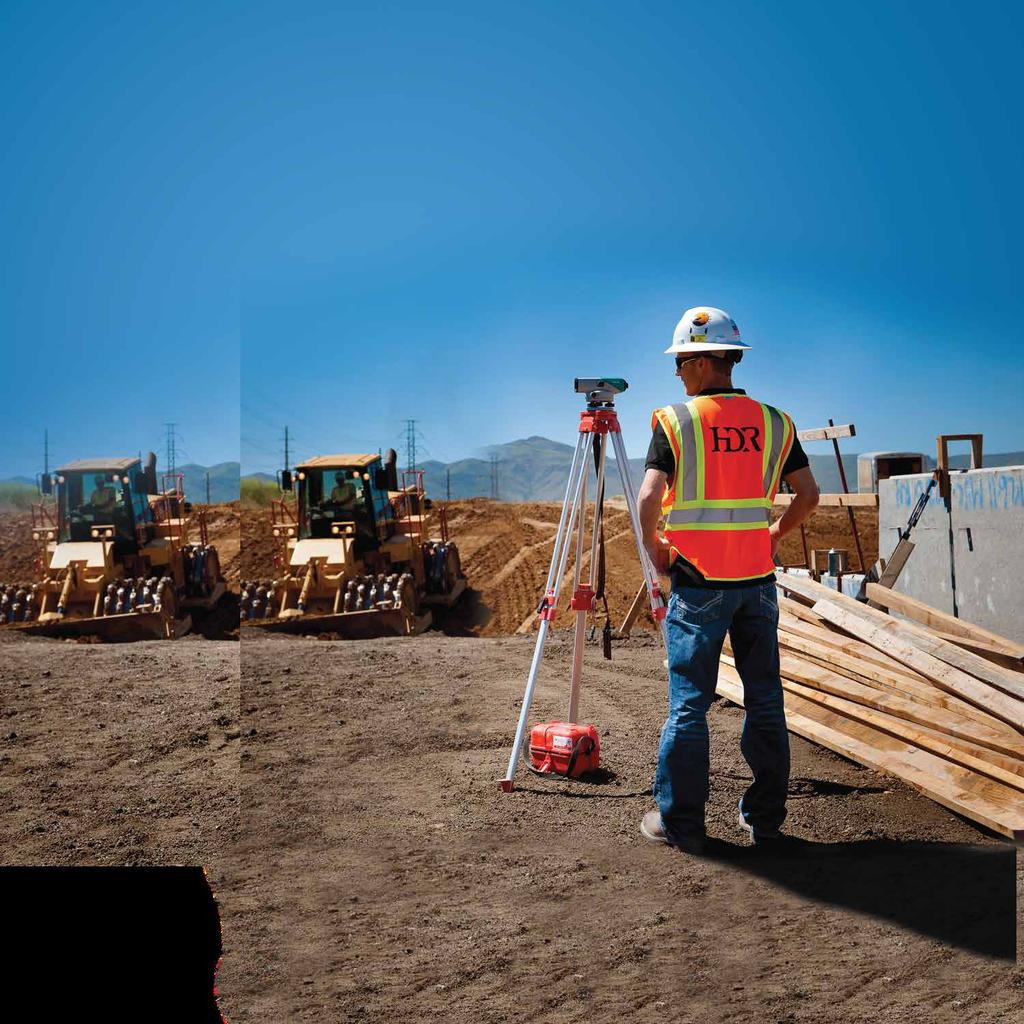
[243,449,466,637]
[0,454,226,640]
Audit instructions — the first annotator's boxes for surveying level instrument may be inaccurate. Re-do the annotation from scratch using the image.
[498,377,670,792]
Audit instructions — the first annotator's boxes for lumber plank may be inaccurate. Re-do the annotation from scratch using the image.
[870,539,915,597]
[774,492,877,508]
[779,618,930,685]
[928,630,1024,673]
[775,636,1023,736]
[780,571,1024,703]
[813,600,1024,732]
[796,424,855,441]
[864,583,1024,659]
[769,651,1024,759]
[778,593,828,624]
[775,676,1024,793]
[716,664,1024,840]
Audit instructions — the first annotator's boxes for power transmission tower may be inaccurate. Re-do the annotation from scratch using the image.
[164,423,180,476]
[282,425,290,471]
[446,466,451,502]
[405,419,418,472]
[206,471,211,504]
[490,453,500,500]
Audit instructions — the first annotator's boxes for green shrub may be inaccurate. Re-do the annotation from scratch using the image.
[0,481,40,509]
[240,477,281,506]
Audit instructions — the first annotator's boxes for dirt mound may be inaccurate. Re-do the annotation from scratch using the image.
[0,507,41,582]
[774,505,879,571]
[236,498,880,637]
[203,502,241,588]
[239,501,278,581]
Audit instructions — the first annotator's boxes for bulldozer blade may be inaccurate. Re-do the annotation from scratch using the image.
[17,611,192,642]
[246,607,432,638]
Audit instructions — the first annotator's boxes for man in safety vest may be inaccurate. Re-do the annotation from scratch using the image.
[637,306,819,852]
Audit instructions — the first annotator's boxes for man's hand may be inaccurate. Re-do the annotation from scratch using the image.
[646,534,672,575]
[772,466,819,560]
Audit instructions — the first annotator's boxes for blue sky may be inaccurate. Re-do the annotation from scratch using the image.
[3,2,1022,479]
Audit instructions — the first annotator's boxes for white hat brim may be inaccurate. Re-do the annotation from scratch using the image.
[664,341,751,354]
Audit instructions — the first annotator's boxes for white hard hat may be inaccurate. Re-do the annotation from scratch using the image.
[665,306,750,354]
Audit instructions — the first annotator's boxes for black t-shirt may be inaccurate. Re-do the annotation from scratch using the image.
[645,389,809,589]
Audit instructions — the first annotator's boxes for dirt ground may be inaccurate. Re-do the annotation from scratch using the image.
[216,633,1021,1023]
[0,632,240,869]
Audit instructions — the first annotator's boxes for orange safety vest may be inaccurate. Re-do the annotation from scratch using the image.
[652,394,795,582]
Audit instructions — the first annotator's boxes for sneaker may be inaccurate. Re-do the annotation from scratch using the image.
[640,810,706,854]
[737,799,781,846]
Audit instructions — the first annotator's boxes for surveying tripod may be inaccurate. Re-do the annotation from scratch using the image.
[499,378,670,792]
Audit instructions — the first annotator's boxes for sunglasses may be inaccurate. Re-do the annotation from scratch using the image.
[674,354,704,371]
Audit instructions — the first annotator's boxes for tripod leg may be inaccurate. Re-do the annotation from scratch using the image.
[566,465,588,724]
[567,432,606,723]
[609,428,669,650]
[541,431,587,598]
[500,431,594,790]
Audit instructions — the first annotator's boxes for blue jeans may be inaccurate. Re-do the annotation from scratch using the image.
[654,577,789,840]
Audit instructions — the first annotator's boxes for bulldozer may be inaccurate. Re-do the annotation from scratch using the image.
[243,449,466,637]
[0,454,226,640]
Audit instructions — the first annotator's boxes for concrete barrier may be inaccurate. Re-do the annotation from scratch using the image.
[879,466,1024,642]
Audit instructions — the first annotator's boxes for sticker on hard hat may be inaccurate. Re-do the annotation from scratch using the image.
[690,333,706,342]
[692,311,710,326]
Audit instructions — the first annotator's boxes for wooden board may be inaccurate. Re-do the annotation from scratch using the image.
[774,632,1024,736]
[768,651,1024,759]
[774,492,877,508]
[775,676,1024,792]
[864,583,1024,659]
[716,663,1024,840]
[796,424,855,441]
[870,539,915,596]
[813,600,1024,732]
[781,572,1024,704]
[928,630,1024,673]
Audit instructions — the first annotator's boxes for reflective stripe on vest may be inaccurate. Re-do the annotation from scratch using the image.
[652,394,795,581]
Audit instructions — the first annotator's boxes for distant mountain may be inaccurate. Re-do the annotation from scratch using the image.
[419,436,647,501]
[177,462,240,503]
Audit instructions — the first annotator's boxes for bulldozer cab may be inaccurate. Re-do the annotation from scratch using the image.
[54,458,153,557]
[295,455,391,557]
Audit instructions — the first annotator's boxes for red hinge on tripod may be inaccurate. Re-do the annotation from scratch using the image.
[579,408,620,434]
[538,590,558,620]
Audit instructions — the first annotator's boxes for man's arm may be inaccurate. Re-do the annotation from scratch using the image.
[769,466,819,557]
[637,468,672,573]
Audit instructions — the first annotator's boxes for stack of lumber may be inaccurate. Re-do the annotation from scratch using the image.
[715,572,1024,841]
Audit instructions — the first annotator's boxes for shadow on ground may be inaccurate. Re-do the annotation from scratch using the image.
[702,836,1017,959]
